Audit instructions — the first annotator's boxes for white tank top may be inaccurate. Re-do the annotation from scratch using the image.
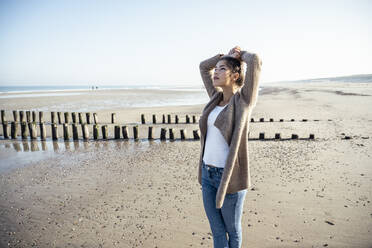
[202,104,229,168]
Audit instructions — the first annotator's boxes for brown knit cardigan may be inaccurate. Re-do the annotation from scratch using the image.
[198,51,262,209]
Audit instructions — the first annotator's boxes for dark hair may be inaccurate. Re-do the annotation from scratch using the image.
[218,56,244,86]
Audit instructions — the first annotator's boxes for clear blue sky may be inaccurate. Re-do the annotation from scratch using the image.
[0,0,371,85]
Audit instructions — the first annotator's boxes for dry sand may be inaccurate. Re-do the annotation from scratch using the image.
[0,82,371,247]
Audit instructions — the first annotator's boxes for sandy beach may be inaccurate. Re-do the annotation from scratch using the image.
[0,82,372,247]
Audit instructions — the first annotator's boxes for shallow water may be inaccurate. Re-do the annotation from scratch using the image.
[0,139,164,174]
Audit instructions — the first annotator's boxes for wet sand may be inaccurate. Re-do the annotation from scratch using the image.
[0,82,372,247]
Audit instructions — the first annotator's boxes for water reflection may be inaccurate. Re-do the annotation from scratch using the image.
[1,139,165,155]
[0,138,162,174]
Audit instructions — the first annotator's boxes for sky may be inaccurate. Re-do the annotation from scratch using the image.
[0,0,371,86]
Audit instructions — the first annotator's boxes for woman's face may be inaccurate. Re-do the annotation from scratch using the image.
[212,60,235,87]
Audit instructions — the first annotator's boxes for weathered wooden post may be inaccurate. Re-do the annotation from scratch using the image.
[93,124,99,139]
[122,126,128,139]
[148,126,153,140]
[169,128,174,140]
[71,112,76,124]
[39,112,44,123]
[2,121,9,139]
[83,123,90,140]
[141,114,146,124]
[51,123,58,140]
[133,126,138,140]
[186,115,190,124]
[13,110,18,122]
[167,114,171,124]
[57,112,62,124]
[260,118,264,122]
[193,130,200,140]
[64,112,70,124]
[259,132,265,140]
[160,128,167,140]
[29,122,37,140]
[51,112,56,124]
[86,113,91,124]
[251,118,254,122]
[175,115,179,124]
[21,122,28,139]
[162,114,166,124]
[275,133,281,139]
[270,118,274,122]
[115,126,121,139]
[20,111,25,123]
[309,134,315,139]
[111,113,116,124]
[93,113,98,124]
[291,134,298,139]
[40,122,46,141]
[1,110,5,124]
[193,115,196,123]
[101,125,108,139]
[26,111,31,122]
[180,129,186,140]
[63,123,70,140]
[78,112,83,124]
[152,114,156,124]
[32,111,36,122]
[11,122,18,139]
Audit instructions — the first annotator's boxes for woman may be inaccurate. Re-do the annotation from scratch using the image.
[198,46,262,248]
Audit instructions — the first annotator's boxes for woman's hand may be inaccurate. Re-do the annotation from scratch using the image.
[227,46,241,60]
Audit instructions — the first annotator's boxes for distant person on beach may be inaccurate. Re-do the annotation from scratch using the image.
[198,46,262,247]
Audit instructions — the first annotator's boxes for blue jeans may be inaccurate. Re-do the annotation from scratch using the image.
[201,161,247,248]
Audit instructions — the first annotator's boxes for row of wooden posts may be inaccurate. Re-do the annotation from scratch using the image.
[0,120,315,141]
[1,110,331,126]
[1,110,316,141]
[0,110,199,125]
[0,122,201,141]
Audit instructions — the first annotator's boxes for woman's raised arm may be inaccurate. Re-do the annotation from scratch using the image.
[239,51,262,108]
[199,53,223,98]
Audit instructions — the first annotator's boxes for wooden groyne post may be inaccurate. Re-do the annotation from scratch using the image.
[111,113,116,124]
[148,126,153,140]
[160,128,167,140]
[11,122,18,139]
[101,125,107,139]
[86,113,91,124]
[93,113,98,124]
[51,123,58,140]
[93,124,99,139]
[82,123,89,140]
[63,123,70,140]
[72,123,79,140]
[40,122,46,141]
[51,112,56,124]
[122,126,129,139]
[133,126,138,140]
[193,130,200,140]
[13,110,18,122]
[115,126,121,139]
[180,129,186,140]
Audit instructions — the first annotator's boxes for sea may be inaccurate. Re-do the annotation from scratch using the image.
[0,85,263,112]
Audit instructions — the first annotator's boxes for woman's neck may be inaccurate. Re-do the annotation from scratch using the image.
[219,86,239,106]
